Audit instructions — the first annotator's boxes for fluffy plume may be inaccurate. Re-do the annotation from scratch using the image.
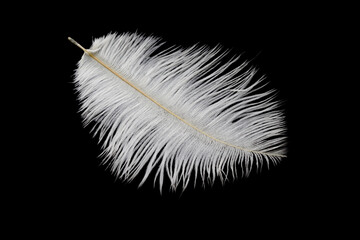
[70,32,286,192]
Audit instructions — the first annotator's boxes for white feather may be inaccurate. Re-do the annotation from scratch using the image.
[71,32,286,192]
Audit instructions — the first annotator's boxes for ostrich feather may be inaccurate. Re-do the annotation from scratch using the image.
[69,33,286,192]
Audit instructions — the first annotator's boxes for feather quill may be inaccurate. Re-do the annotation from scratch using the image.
[69,33,286,192]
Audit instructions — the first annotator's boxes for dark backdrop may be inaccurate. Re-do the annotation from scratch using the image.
[30,3,338,235]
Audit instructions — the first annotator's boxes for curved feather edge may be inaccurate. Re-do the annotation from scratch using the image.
[73,32,287,192]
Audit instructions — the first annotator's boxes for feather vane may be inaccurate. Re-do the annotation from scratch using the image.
[69,33,287,192]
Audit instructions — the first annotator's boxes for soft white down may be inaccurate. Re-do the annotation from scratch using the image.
[73,32,287,192]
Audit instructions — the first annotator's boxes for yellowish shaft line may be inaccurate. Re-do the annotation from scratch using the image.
[68,37,286,158]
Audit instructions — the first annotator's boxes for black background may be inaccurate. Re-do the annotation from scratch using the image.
[22,3,347,235]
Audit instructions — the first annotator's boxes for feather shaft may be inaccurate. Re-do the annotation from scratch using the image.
[69,37,286,158]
